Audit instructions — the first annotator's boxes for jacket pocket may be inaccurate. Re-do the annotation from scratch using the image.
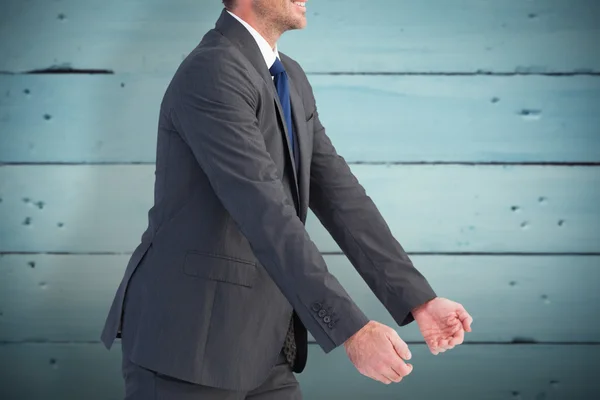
[182,251,257,287]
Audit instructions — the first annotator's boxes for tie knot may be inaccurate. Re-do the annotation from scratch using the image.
[269,57,286,76]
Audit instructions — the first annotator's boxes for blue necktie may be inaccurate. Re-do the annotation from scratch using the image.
[269,58,296,167]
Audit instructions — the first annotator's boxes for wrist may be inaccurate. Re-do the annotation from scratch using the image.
[412,296,437,315]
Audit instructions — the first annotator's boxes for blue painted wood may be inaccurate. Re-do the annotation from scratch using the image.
[0,165,597,253]
[0,343,597,399]
[297,344,599,399]
[0,0,597,397]
[1,254,598,343]
[1,0,598,73]
[2,75,599,163]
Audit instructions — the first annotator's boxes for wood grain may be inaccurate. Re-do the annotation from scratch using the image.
[0,165,598,253]
[2,74,599,163]
[1,0,598,73]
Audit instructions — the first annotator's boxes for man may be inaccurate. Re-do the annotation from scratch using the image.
[100,0,474,398]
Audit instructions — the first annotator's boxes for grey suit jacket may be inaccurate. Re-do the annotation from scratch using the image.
[100,8,437,391]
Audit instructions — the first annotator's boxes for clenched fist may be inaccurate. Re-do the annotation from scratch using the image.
[343,320,413,385]
[412,297,473,355]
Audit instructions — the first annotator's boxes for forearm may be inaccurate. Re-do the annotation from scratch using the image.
[309,111,437,326]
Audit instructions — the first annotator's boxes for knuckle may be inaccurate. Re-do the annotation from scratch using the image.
[393,363,409,376]
[375,365,387,375]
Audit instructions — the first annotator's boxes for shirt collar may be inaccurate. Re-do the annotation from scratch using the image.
[226,10,279,69]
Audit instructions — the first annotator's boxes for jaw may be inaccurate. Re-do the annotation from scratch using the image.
[286,0,308,29]
[252,0,308,37]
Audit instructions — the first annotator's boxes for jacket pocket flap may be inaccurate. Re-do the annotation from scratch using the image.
[183,251,257,287]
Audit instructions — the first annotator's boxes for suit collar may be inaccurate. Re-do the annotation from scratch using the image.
[225,10,279,68]
[215,9,275,89]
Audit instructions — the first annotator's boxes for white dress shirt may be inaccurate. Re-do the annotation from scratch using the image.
[226,10,279,74]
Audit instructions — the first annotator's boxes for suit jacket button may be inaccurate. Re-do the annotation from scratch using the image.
[318,309,327,318]
[323,315,331,323]
[311,302,322,312]
[328,322,335,328]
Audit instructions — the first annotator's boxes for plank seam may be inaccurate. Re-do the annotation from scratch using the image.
[310,71,600,76]
[352,162,600,166]
[1,70,600,76]
[1,340,599,345]
[2,252,600,256]
[2,162,600,166]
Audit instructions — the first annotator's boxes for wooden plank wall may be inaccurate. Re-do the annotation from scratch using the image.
[1,0,599,399]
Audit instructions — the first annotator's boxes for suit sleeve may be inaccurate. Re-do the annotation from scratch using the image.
[169,50,369,353]
[306,89,438,328]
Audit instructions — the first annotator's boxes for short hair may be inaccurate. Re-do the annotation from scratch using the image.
[222,0,237,9]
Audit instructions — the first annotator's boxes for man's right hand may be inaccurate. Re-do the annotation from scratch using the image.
[343,320,413,384]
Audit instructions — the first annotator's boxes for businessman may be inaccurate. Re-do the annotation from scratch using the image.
[101,1,474,398]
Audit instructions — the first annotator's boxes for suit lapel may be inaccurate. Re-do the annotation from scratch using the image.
[270,84,301,211]
[287,75,311,223]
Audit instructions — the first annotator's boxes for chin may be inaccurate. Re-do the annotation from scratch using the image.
[289,16,307,30]
[292,22,307,30]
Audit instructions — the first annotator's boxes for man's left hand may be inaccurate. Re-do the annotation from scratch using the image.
[411,297,473,355]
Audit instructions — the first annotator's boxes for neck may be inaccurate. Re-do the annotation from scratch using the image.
[251,20,281,50]
[228,8,282,49]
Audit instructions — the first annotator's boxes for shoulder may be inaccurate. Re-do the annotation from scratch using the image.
[178,33,251,81]
[169,31,258,100]
[164,32,259,111]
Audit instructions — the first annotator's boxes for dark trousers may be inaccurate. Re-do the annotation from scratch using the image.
[121,345,302,400]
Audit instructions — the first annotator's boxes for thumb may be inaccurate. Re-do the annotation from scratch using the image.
[389,330,412,361]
